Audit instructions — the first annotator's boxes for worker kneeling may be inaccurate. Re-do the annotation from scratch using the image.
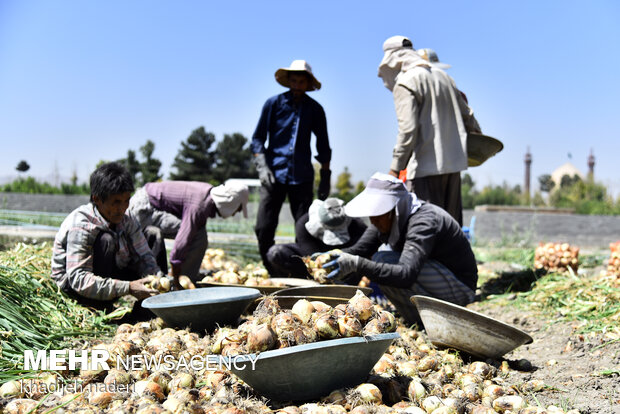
[128,181,249,288]
[322,172,478,325]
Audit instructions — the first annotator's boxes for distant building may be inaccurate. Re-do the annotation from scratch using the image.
[551,162,584,187]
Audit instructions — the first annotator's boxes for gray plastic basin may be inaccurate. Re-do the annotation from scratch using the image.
[412,295,532,359]
[142,287,261,332]
[227,332,399,401]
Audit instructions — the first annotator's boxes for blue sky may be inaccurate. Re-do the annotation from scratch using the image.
[1,1,619,195]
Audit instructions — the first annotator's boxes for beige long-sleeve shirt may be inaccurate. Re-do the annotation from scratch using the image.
[390,66,480,179]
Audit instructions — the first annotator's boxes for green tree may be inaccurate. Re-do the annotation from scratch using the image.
[212,133,256,184]
[354,181,365,196]
[334,167,354,202]
[170,127,216,182]
[538,174,555,193]
[118,150,141,184]
[15,160,30,173]
[461,173,476,209]
[139,140,162,185]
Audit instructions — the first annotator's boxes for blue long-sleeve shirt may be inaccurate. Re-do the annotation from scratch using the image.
[251,91,331,185]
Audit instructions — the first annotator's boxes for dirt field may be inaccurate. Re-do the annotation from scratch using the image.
[466,254,620,414]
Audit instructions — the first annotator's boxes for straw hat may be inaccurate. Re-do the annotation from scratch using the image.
[275,60,321,91]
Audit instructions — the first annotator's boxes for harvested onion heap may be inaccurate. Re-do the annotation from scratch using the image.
[212,290,396,356]
[534,242,579,274]
[0,309,575,414]
[606,241,620,278]
[200,248,273,287]
[302,250,342,283]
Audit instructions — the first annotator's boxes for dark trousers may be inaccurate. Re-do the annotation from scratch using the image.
[77,231,156,322]
[255,181,313,275]
[407,172,463,226]
[266,243,309,278]
[143,225,168,274]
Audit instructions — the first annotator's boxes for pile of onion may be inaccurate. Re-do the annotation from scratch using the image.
[534,242,579,273]
[211,290,396,356]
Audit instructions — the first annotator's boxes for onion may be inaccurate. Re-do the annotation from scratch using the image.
[310,301,332,313]
[468,361,494,379]
[222,342,245,356]
[323,405,347,414]
[482,384,504,400]
[362,318,383,335]
[354,383,382,404]
[407,380,426,402]
[416,355,439,372]
[292,299,315,324]
[492,395,525,413]
[462,383,482,402]
[253,296,281,324]
[168,372,195,392]
[401,407,426,414]
[4,399,38,414]
[178,275,195,289]
[313,312,340,339]
[372,354,396,376]
[277,407,302,414]
[347,290,374,322]
[89,390,115,407]
[337,314,362,337]
[0,380,23,398]
[396,360,417,377]
[159,277,171,292]
[270,311,297,337]
[421,395,442,412]
[293,325,318,345]
[321,389,347,405]
[521,379,545,393]
[220,271,240,284]
[104,369,132,387]
[148,371,172,394]
[134,380,165,402]
[246,323,276,352]
[470,406,500,414]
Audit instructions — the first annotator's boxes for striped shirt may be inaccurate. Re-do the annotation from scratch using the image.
[144,181,216,267]
[51,203,160,300]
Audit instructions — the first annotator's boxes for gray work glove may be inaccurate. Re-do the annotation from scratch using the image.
[323,252,360,281]
[253,153,276,191]
[318,169,331,200]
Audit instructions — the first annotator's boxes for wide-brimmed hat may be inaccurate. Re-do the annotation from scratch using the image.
[305,198,351,245]
[417,48,451,69]
[275,60,321,91]
[345,172,409,217]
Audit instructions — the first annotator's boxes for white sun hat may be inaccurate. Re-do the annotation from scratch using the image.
[305,198,351,246]
[344,172,410,218]
[417,48,451,69]
[275,60,321,91]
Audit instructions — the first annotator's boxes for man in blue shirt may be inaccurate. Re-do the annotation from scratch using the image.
[251,59,332,275]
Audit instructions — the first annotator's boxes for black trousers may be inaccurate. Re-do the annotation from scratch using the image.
[407,172,463,226]
[255,181,313,275]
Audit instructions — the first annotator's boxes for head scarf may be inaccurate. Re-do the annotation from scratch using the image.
[210,182,249,218]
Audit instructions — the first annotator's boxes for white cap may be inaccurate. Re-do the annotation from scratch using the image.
[382,35,414,52]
